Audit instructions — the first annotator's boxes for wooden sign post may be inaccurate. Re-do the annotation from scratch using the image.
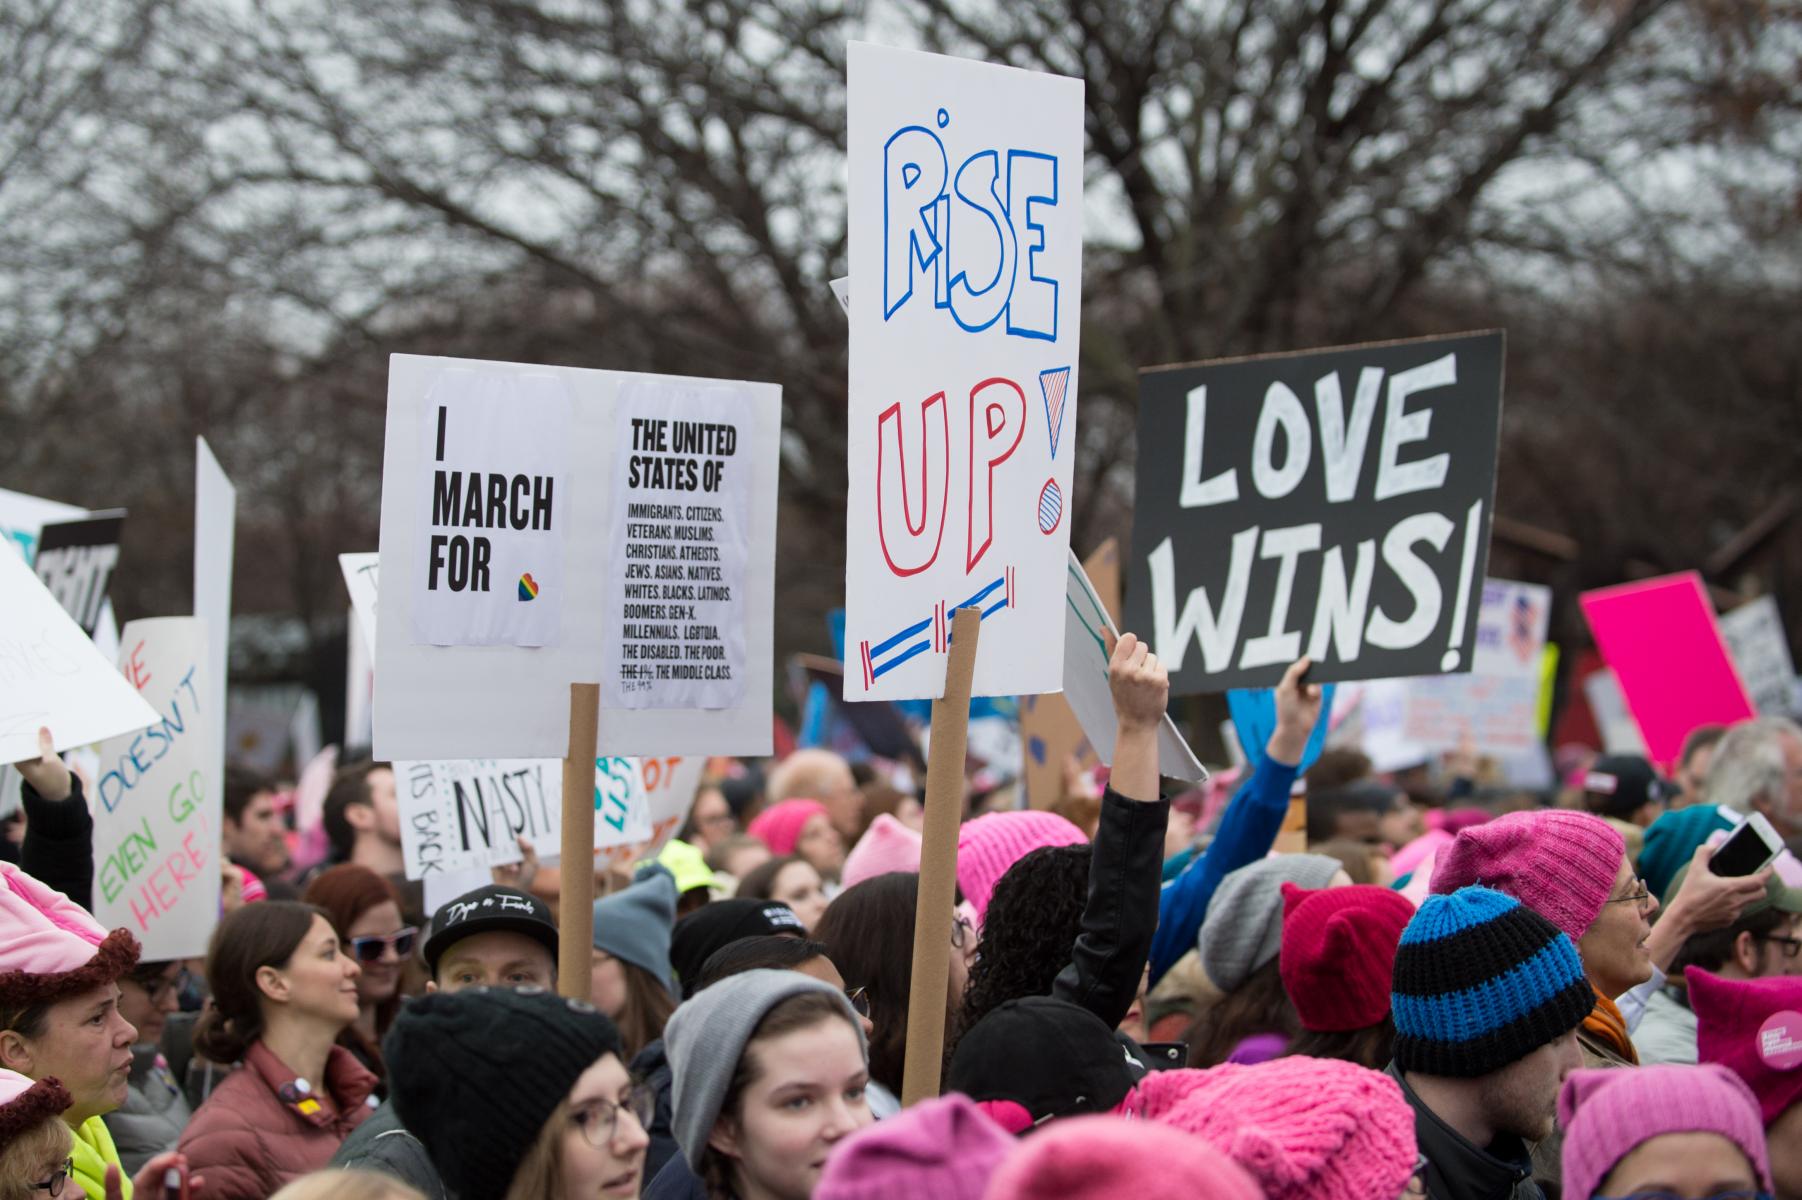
[900,607,981,1106]
[558,682,601,998]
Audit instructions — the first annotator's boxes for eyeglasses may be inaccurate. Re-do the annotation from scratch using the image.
[32,1157,73,1196]
[572,1084,656,1149]
[1603,880,1653,911]
[1595,1191,1772,1200]
[134,968,192,1003]
[845,986,871,1018]
[951,916,973,950]
[347,926,419,963]
[1757,934,1802,960]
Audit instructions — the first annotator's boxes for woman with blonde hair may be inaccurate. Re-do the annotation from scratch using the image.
[0,1069,74,1200]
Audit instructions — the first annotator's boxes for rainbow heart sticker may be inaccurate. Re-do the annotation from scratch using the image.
[517,573,540,601]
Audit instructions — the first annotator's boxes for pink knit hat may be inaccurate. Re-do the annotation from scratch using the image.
[1689,967,1802,1123]
[0,1068,71,1152]
[0,862,139,1010]
[746,799,830,857]
[840,815,923,891]
[1429,810,1626,941]
[1278,883,1415,1032]
[957,811,1087,925]
[1558,1065,1771,1200]
[816,1092,1013,1200]
[1122,1059,1417,1200]
[982,1115,1260,1200]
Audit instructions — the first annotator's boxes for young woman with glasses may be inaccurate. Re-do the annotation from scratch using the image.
[303,865,418,1089]
[385,987,651,1200]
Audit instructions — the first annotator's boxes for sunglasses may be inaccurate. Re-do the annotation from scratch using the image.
[348,926,419,963]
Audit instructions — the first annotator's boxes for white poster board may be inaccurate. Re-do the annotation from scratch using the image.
[1585,667,1648,755]
[374,355,779,759]
[396,753,706,881]
[92,618,221,959]
[1720,596,1797,717]
[1059,550,1206,782]
[339,553,379,749]
[339,553,380,658]
[1402,579,1551,752]
[844,42,1084,701]
[0,549,160,761]
[195,439,235,810]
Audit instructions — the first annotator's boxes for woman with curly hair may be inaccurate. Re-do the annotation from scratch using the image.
[956,845,1092,1034]
[954,632,1185,1065]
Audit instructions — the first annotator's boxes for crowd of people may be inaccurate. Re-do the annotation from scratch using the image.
[2,632,1800,1200]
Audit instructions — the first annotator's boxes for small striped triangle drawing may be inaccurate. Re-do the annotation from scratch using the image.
[1039,366,1071,459]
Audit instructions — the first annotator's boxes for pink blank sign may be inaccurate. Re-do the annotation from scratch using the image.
[1580,571,1754,767]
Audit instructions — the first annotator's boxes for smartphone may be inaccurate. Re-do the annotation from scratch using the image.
[1710,813,1783,877]
[163,1165,190,1200]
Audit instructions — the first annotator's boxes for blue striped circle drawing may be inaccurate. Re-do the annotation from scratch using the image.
[1037,478,1063,534]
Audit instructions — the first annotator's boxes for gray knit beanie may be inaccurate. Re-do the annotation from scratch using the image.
[664,969,868,1170]
[1199,853,1343,991]
[593,866,679,995]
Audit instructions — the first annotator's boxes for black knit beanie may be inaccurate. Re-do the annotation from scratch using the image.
[386,987,624,1199]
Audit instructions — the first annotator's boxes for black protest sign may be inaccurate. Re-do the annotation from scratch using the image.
[34,511,126,637]
[1124,332,1505,694]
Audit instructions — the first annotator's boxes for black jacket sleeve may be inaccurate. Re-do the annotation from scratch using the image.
[22,771,95,913]
[1051,786,1169,1030]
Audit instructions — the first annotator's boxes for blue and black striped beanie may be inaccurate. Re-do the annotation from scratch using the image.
[1391,885,1593,1078]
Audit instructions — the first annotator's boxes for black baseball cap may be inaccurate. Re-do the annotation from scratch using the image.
[422,885,560,975]
[1584,755,1678,820]
[947,997,1145,1131]
[669,898,804,997]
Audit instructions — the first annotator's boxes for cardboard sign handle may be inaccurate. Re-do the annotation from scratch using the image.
[900,606,981,1106]
[559,682,601,998]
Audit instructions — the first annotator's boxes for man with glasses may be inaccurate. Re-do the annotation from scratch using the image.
[330,882,560,1199]
[103,961,194,1174]
[1637,868,1802,1065]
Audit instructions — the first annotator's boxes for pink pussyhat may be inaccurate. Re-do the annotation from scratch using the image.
[0,1068,71,1151]
[1122,1058,1417,1200]
[1558,1065,1771,1200]
[981,1114,1260,1200]
[840,815,923,891]
[0,862,140,1010]
[746,798,830,857]
[957,810,1087,925]
[1429,809,1625,941]
[1689,967,1802,1124]
[815,1093,1014,1200]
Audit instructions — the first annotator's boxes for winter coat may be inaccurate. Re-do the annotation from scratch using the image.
[104,1046,194,1175]
[1388,1063,1544,1200]
[178,1040,379,1200]
[331,1097,451,1200]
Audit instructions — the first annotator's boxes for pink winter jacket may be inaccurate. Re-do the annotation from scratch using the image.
[178,1041,379,1200]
